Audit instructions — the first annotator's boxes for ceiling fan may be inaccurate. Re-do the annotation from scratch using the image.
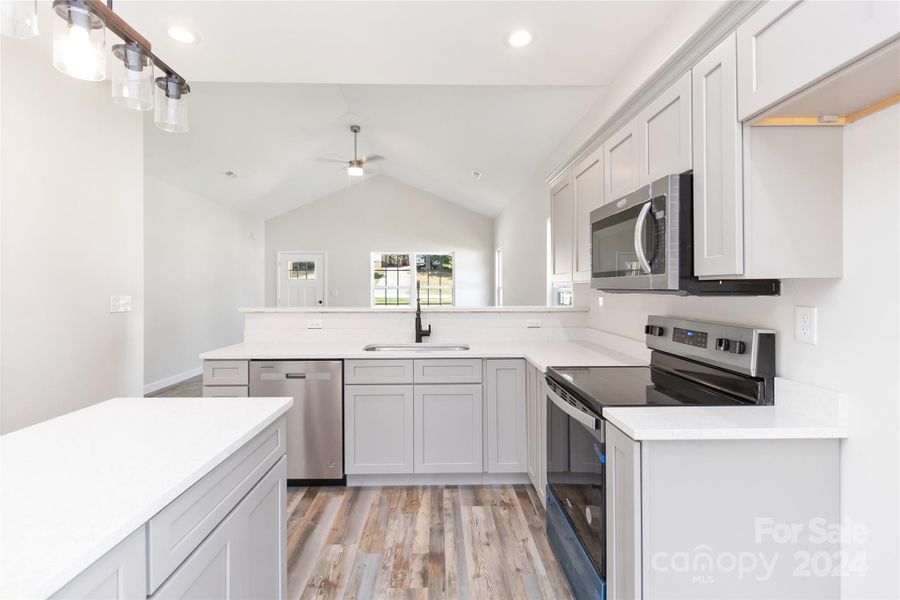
[318,125,384,177]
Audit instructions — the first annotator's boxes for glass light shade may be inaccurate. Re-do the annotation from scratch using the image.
[1,0,39,39]
[112,43,153,111]
[52,2,105,81]
[154,76,190,133]
[347,164,364,177]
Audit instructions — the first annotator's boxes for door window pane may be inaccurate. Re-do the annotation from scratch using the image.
[288,261,316,280]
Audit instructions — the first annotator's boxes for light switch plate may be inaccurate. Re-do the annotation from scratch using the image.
[109,295,132,313]
[525,319,542,328]
[794,306,818,344]
[307,319,323,329]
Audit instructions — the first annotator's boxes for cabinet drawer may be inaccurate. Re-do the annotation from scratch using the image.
[202,360,248,386]
[413,359,482,384]
[51,527,146,600]
[202,385,248,397]
[344,359,414,384]
[147,418,286,594]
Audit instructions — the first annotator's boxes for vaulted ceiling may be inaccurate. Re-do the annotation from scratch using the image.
[128,1,715,219]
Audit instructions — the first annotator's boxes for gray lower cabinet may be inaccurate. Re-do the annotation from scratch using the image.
[605,422,841,600]
[484,359,527,473]
[50,527,146,600]
[152,456,286,600]
[51,418,287,600]
[414,384,483,473]
[202,385,248,397]
[344,385,415,474]
[525,362,542,498]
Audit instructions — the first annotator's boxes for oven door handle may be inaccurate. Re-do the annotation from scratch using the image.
[546,383,600,430]
[633,201,653,274]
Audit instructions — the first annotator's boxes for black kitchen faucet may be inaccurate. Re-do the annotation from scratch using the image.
[415,281,432,343]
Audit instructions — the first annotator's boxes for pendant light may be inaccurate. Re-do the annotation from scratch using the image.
[111,42,153,110]
[51,0,105,81]
[154,74,190,133]
[1,0,38,39]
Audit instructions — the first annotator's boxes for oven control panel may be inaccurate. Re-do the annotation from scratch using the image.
[644,315,775,379]
[672,327,708,348]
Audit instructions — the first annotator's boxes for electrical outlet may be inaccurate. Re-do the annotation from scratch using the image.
[109,295,132,313]
[525,319,542,328]
[794,306,818,344]
[307,319,323,330]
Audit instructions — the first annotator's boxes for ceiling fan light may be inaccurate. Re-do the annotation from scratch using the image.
[347,164,364,177]
[52,0,106,81]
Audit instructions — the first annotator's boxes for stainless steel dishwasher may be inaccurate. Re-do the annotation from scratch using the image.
[249,360,343,483]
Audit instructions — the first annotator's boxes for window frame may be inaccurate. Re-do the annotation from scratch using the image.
[370,251,456,308]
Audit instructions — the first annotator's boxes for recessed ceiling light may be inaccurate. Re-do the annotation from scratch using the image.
[507,30,533,48]
[472,170,483,179]
[224,170,239,178]
[167,26,200,45]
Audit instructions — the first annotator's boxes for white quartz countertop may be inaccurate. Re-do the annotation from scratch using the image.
[603,379,849,440]
[0,396,293,599]
[199,339,646,371]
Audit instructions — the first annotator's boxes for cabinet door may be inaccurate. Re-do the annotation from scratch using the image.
[50,528,146,600]
[152,457,286,600]
[605,424,642,600]
[525,364,541,494]
[692,32,744,277]
[550,177,574,283]
[603,119,640,202]
[572,147,605,282]
[485,359,527,473]
[637,71,692,185]
[344,385,414,474]
[736,0,900,120]
[414,384,483,473]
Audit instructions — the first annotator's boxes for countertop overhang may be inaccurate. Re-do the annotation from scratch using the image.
[0,396,293,599]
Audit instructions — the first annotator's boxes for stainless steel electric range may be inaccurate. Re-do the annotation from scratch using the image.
[543,315,776,600]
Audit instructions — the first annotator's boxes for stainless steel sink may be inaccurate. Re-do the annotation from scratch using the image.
[363,343,470,352]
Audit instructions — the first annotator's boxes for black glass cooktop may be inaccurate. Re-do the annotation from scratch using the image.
[546,365,750,417]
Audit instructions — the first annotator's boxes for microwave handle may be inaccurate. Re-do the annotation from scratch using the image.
[633,202,653,274]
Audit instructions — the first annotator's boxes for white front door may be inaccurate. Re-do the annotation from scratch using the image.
[278,252,325,307]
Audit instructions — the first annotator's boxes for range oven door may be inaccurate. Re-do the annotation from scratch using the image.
[590,175,680,292]
[545,379,607,599]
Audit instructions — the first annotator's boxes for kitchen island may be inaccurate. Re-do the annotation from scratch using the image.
[0,396,292,599]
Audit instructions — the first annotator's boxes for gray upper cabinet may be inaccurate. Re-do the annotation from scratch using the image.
[572,147,605,282]
[603,119,640,202]
[692,32,744,277]
[637,71,692,186]
[550,176,574,283]
[736,0,900,121]
[485,359,527,474]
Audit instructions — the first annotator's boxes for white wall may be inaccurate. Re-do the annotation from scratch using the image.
[0,35,143,433]
[585,105,900,599]
[265,175,494,307]
[144,177,263,391]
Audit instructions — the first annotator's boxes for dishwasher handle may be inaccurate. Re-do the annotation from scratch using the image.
[259,372,333,381]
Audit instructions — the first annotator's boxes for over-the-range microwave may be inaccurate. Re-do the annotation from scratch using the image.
[589,172,780,296]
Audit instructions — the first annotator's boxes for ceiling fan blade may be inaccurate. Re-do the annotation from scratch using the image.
[362,154,385,163]
[316,157,348,164]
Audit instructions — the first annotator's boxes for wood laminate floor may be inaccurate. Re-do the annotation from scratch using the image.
[287,485,574,600]
[145,377,573,599]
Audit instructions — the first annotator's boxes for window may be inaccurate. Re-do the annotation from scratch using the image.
[371,252,454,307]
[288,261,316,280]
[495,248,503,306]
[553,283,573,307]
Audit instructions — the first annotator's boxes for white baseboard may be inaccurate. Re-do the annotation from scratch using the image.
[144,366,203,395]
[346,472,530,487]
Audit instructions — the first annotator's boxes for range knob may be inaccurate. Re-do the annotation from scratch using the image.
[715,337,730,351]
[644,325,665,337]
[729,341,746,355]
